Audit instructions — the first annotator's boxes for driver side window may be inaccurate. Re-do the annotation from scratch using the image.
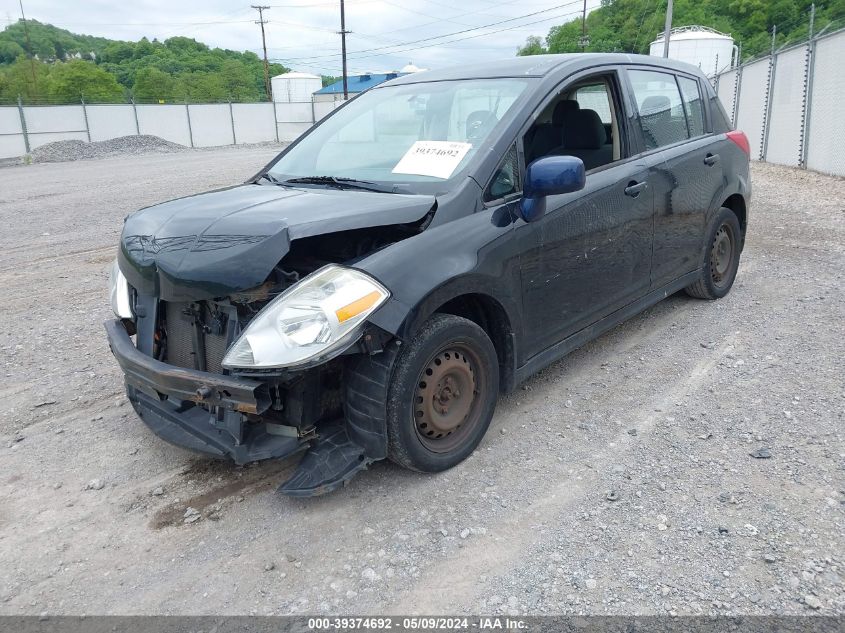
[523,73,624,172]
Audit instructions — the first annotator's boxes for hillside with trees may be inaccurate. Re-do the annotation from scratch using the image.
[0,20,290,104]
[518,0,845,62]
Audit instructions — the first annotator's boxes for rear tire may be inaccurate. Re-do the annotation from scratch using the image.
[685,207,742,300]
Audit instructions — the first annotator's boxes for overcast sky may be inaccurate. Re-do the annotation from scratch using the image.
[1,0,602,76]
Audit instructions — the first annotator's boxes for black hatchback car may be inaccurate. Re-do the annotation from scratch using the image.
[107,54,750,496]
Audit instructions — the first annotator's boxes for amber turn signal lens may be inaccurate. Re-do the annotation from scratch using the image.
[336,290,382,323]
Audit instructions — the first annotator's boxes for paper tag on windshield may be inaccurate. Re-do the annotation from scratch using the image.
[392,141,472,180]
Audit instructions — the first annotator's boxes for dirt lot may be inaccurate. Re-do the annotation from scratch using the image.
[0,148,842,616]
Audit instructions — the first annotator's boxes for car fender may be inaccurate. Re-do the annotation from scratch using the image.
[356,204,524,375]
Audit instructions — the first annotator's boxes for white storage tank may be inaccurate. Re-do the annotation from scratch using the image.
[271,71,323,103]
[650,26,737,76]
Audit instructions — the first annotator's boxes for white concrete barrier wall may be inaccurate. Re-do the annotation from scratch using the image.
[187,104,234,147]
[733,58,769,160]
[314,100,343,121]
[22,105,88,150]
[765,45,806,167]
[0,101,286,159]
[275,102,313,123]
[716,68,737,126]
[711,27,845,177]
[232,103,276,144]
[806,30,845,176]
[277,122,312,143]
[0,107,25,158]
[86,104,137,141]
[136,104,192,147]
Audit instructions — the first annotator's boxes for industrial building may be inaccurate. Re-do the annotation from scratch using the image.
[650,26,738,76]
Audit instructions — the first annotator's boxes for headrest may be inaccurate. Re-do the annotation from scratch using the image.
[552,99,580,126]
[563,109,605,150]
[466,110,498,141]
[640,95,671,117]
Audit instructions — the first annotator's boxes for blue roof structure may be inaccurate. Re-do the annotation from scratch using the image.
[314,72,407,95]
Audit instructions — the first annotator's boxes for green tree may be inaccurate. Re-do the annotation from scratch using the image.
[0,19,293,104]
[132,66,176,102]
[176,71,227,101]
[219,60,260,101]
[515,0,841,61]
[0,40,25,64]
[517,35,547,56]
[0,55,50,102]
[99,41,135,65]
[47,59,125,102]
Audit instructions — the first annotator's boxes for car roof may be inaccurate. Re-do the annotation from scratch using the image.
[382,53,706,86]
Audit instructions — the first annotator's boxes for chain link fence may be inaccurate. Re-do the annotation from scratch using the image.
[714,25,845,177]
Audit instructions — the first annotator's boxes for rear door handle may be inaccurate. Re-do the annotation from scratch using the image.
[704,153,720,166]
[624,181,648,197]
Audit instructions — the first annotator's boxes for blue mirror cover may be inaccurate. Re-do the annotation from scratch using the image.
[519,156,586,222]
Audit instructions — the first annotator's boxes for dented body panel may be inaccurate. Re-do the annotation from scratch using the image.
[119,184,436,302]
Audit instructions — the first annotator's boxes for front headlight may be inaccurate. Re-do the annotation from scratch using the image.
[109,259,133,319]
[222,265,390,370]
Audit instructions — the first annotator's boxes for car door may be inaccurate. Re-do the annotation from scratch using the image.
[517,69,654,359]
[625,68,725,288]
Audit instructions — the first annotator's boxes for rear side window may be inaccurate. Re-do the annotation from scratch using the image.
[678,76,705,137]
[629,69,688,150]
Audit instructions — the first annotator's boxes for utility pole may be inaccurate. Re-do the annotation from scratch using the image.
[662,0,674,58]
[580,0,588,51]
[339,0,350,100]
[18,0,37,91]
[252,5,272,101]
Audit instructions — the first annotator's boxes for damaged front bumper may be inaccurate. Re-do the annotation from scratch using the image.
[105,319,372,495]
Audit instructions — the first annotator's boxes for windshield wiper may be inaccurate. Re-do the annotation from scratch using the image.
[283,176,396,193]
[256,172,284,185]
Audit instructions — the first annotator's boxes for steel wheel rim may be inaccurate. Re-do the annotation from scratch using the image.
[710,223,735,288]
[413,343,486,453]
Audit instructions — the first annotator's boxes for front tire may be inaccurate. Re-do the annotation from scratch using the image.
[347,314,499,473]
[685,207,742,300]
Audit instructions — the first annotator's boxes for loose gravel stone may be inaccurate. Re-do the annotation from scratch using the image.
[31,135,187,164]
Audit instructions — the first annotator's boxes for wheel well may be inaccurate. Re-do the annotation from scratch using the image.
[434,294,515,393]
[723,194,747,241]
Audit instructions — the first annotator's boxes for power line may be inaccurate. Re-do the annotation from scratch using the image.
[251,5,272,101]
[272,6,584,69]
[275,0,583,63]
[357,0,528,40]
[41,19,255,27]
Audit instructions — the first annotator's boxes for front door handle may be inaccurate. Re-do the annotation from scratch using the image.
[624,180,648,197]
[704,153,720,166]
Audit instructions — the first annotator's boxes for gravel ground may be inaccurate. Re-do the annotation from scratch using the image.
[0,149,842,616]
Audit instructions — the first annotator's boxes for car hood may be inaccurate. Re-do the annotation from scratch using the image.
[118,183,435,301]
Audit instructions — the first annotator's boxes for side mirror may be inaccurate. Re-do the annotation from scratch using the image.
[519,155,586,222]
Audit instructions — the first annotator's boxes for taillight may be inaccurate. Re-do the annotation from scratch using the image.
[726,130,750,157]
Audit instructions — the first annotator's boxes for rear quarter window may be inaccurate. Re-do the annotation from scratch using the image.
[677,76,706,137]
